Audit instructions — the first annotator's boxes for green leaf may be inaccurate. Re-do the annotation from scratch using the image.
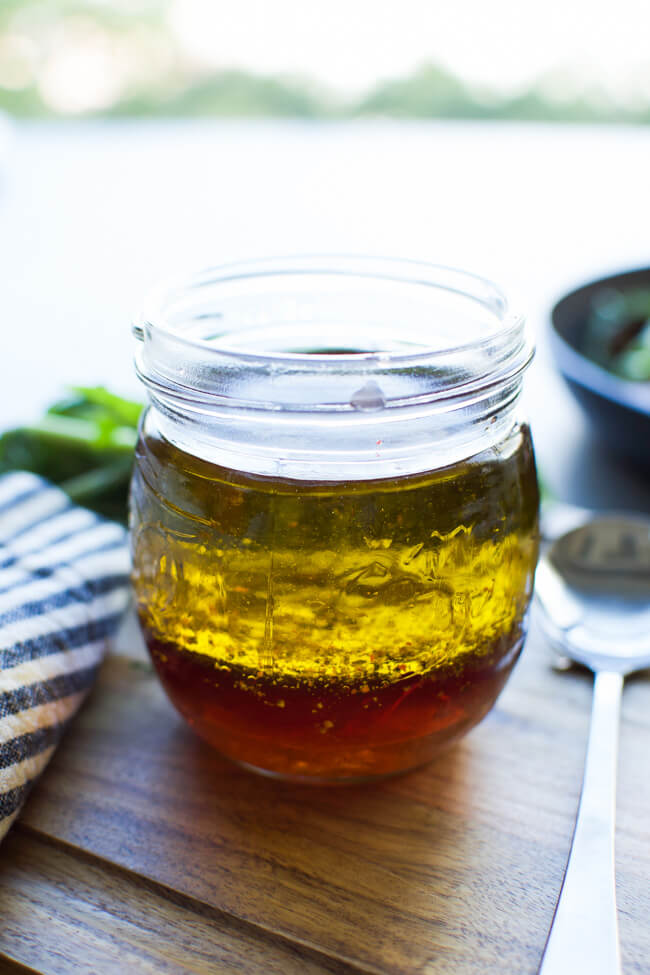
[70,386,143,427]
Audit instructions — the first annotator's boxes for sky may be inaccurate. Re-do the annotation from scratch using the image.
[168,0,650,100]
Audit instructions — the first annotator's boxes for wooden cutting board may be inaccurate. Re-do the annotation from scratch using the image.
[0,615,648,975]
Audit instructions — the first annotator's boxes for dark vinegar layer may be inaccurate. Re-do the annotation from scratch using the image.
[144,627,524,779]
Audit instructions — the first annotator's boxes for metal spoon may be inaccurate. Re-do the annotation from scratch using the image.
[535,512,650,975]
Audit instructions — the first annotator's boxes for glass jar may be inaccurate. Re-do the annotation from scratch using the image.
[130,257,539,783]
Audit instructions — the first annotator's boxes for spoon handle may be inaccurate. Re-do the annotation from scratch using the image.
[539,670,623,975]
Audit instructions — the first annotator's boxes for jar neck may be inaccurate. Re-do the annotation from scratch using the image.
[144,373,525,480]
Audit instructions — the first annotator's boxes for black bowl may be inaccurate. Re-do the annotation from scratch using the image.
[550,267,650,472]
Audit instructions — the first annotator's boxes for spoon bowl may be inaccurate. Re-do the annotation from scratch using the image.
[536,514,650,674]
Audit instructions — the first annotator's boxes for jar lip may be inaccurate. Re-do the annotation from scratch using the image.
[134,255,524,364]
[133,255,533,414]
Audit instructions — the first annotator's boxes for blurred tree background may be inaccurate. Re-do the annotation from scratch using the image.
[0,0,648,122]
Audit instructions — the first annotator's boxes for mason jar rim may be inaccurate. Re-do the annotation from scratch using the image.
[133,255,532,414]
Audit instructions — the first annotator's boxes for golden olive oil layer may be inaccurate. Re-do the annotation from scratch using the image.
[130,424,539,688]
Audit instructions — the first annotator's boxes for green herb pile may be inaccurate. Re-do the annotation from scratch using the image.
[582,287,650,381]
[0,387,143,523]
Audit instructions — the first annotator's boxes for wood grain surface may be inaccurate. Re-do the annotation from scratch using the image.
[0,615,648,975]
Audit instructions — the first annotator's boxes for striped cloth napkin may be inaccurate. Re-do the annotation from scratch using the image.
[0,472,131,841]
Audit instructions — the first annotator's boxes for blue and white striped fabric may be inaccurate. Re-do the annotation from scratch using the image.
[0,472,131,841]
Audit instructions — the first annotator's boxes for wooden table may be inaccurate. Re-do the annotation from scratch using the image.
[1,610,649,975]
[1,120,650,973]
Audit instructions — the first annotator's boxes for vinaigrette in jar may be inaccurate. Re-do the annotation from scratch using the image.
[130,258,539,781]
